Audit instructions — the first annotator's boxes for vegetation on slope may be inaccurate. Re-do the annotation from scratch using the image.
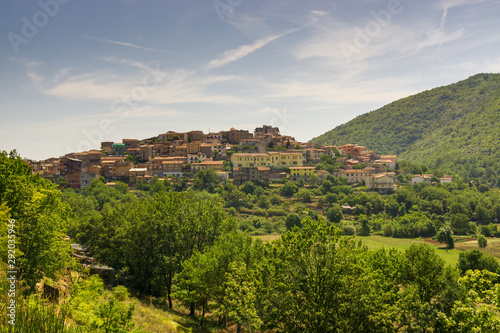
[4,148,500,332]
[311,73,500,186]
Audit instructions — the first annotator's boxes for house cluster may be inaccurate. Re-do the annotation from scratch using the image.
[25,125,446,193]
[410,174,453,186]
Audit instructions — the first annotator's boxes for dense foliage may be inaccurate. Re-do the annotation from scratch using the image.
[0,150,75,292]
[4,150,500,332]
[311,73,500,185]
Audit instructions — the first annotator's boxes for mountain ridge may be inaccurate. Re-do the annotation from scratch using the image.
[311,73,500,185]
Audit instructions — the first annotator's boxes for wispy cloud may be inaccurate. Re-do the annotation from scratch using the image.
[206,28,300,70]
[257,106,280,114]
[439,0,490,10]
[80,35,187,56]
[40,66,245,105]
[8,57,46,89]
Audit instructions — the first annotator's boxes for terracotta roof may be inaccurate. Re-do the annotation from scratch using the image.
[373,173,390,179]
[412,174,433,179]
[380,155,397,160]
[162,161,183,164]
[201,160,223,165]
[338,169,368,174]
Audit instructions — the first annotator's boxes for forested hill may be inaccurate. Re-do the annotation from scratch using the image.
[310,73,500,186]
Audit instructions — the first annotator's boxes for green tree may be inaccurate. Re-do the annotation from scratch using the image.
[357,214,370,236]
[285,213,302,231]
[478,235,488,248]
[295,190,313,203]
[326,205,343,223]
[174,232,261,325]
[279,181,298,197]
[458,249,499,274]
[475,203,491,225]
[260,218,396,332]
[124,154,136,165]
[436,227,455,249]
[255,196,269,209]
[195,169,220,192]
[239,181,256,195]
[401,243,445,303]
[479,184,490,193]
[320,180,333,194]
[0,151,75,292]
[221,262,262,333]
[449,213,471,235]
[309,173,319,187]
[78,192,236,309]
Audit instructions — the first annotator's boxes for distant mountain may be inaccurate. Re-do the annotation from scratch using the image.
[311,73,500,186]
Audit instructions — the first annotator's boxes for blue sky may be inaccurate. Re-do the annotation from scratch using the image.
[1,0,500,160]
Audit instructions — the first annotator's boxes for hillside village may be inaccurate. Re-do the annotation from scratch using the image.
[25,125,451,193]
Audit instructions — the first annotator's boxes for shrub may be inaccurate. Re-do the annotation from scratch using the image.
[280,181,299,197]
[267,209,287,216]
[285,213,302,231]
[478,235,488,248]
[307,210,319,220]
[252,218,262,229]
[457,249,499,274]
[480,225,491,237]
[262,220,274,234]
[357,214,370,236]
[270,194,281,205]
[238,220,254,232]
[257,196,271,209]
[112,285,129,301]
[326,205,343,223]
[296,190,313,203]
[382,224,393,237]
[342,225,356,235]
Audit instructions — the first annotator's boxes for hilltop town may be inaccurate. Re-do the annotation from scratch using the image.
[25,125,451,193]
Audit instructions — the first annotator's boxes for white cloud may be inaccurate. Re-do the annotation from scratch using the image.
[455,58,500,73]
[44,71,130,100]
[80,35,187,56]
[26,71,44,88]
[206,28,299,70]
[40,66,246,105]
[439,0,490,10]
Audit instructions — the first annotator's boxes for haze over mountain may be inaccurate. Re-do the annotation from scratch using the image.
[311,73,500,186]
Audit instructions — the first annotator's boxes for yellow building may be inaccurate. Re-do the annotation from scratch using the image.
[289,167,315,181]
[231,152,302,168]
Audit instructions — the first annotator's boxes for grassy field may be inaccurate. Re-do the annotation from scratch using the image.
[132,298,222,333]
[454,237,500,258]
[355,235,461,266]
[254,234,500,267]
